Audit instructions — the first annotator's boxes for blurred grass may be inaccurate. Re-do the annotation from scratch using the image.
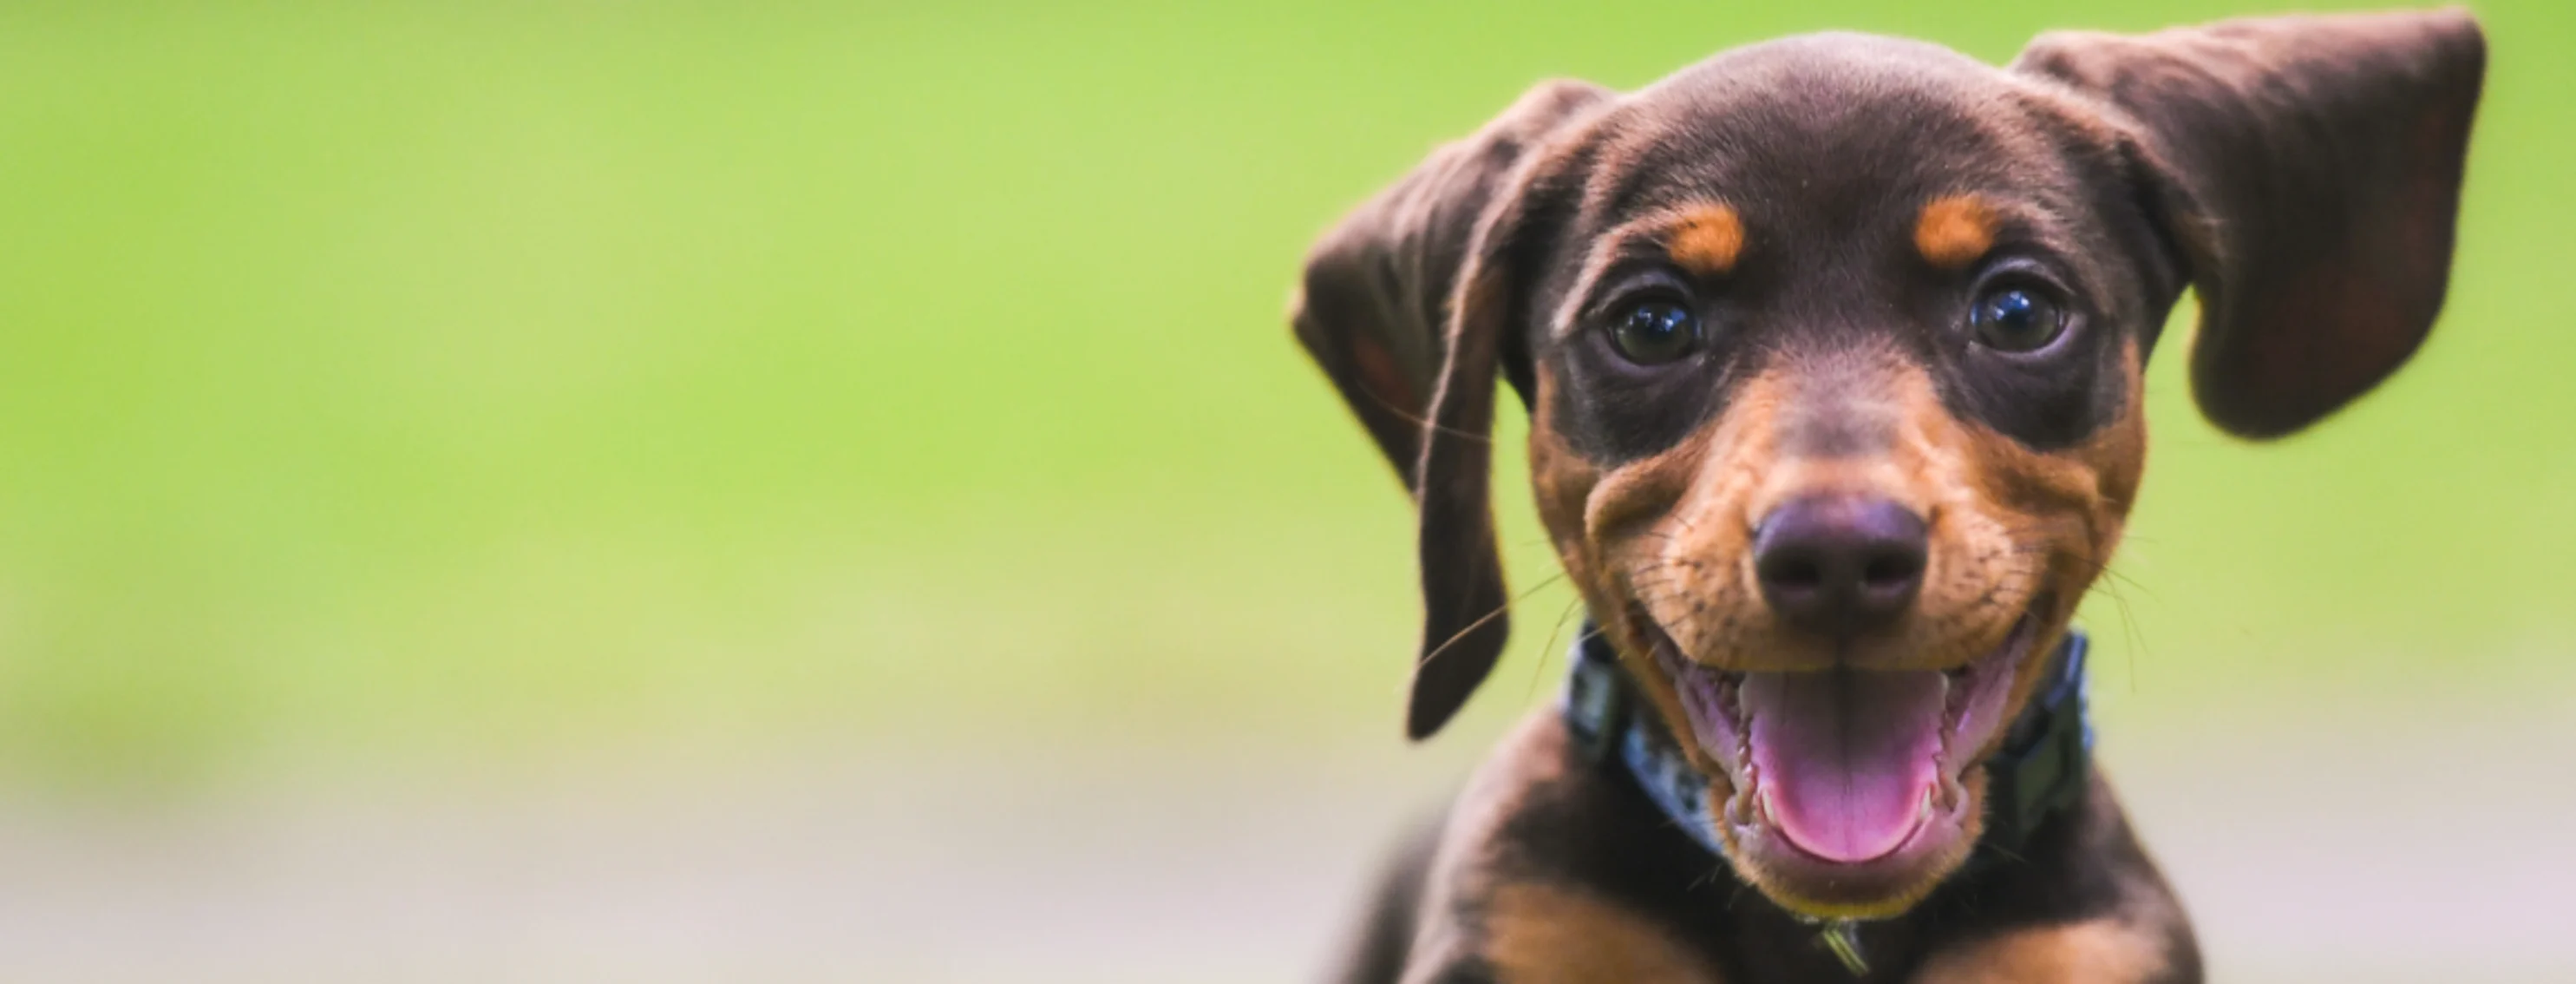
[0,0,2567,790]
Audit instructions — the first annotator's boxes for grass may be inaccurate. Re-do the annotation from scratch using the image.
[0,0,2568,790]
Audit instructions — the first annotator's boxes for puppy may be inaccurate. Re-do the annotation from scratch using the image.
[1292,10,2483,982]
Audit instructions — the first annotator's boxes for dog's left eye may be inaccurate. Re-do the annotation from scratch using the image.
[1969,285,2066,353]
[1610,300,1701,365]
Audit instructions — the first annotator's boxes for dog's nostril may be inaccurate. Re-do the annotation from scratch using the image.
[1862,552,1924,589]
[1763,556,1825,591]
[1750,495,1930,637]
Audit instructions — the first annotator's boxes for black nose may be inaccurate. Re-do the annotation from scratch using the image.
[1751,495,1929,637]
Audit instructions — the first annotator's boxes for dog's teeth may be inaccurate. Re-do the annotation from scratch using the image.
[1919,786,1936,823]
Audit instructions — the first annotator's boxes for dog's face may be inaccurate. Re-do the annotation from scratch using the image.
[1295,13,2481,917]
[1525,38,2167,915]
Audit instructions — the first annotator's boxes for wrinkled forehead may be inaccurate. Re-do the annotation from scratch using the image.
[1551,36,2117,301]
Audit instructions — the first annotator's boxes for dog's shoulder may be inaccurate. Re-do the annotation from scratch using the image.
[1367,712,1732,984]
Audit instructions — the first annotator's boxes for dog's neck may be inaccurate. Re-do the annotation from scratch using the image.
[1559,625,2095,974]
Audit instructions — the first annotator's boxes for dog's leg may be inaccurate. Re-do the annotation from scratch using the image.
[1471,882,1724,984]
[1910,917,2194,984]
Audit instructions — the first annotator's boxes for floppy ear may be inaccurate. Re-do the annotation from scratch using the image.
[2015,10,2485,438]
[1291,79,1610,739]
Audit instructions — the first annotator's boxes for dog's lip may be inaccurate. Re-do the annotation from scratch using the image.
[1641,602,2048,869]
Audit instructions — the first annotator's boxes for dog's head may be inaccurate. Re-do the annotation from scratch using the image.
[1293,11,2481,916]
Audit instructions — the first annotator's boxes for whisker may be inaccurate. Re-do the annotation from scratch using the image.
[1344,385,1495,447]
[1413,570,1570,673]
[1527,596,1592,699]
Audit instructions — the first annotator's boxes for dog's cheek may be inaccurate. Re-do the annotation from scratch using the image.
[1528,418,1611,613]
[1955,351,2143,587]
[1875,367,2042,659]
[2073,357,2149,564]
[1934,360,2146,732]
[1986,355,2148,611]
[1599,370,1796,663]
[1530,371,1723,774]
[2062,410,2147,594]
[1536,410,1750,789]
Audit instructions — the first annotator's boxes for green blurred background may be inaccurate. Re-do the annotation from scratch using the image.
[0,1,2567,981]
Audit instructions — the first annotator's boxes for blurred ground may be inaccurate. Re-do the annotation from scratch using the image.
[2,716,2573,982]
[0,0,2570,980]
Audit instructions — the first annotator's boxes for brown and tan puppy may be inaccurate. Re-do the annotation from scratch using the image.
[1291,10,2484,983]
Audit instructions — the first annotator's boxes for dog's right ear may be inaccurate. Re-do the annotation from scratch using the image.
[1291,79,1611,740]
[2016,10,2485,438]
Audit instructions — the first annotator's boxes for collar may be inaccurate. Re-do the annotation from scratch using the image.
[1559,623,2095,873]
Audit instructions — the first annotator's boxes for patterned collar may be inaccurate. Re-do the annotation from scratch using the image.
[1558,624,2095,974]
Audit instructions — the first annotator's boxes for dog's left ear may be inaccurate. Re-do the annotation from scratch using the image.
[1291,80,1611,739]
[2016,10,2485,438]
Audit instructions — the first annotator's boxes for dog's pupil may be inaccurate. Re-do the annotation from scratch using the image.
[1615,302,1697,364]
[1991,292,2032,330]
[1975,288,2058,351]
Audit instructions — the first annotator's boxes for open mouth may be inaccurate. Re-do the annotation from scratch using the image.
[1649,604,2045,868]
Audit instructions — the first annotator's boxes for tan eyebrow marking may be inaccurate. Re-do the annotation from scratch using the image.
[1914,194,1997,270]
[1667,204,1744,276]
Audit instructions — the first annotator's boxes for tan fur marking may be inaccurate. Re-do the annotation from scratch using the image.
[1668,205,1745,276]
[1912,920,2170,984]
[1915,195,1998,269]
[1528,393,1608,608]
[1483,883,1723,984]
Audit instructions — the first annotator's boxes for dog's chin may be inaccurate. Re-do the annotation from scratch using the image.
[1645,605,2049,919]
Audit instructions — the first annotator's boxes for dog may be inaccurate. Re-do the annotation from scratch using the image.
[1290,10,2483,983]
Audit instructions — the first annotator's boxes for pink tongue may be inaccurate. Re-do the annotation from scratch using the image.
[1743,670,1947,863]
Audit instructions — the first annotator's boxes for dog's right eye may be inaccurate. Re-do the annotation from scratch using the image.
[1969,285,2068,353]
[1610,300,1701,365]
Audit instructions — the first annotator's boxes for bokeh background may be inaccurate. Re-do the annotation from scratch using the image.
[0,0,2568,981]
